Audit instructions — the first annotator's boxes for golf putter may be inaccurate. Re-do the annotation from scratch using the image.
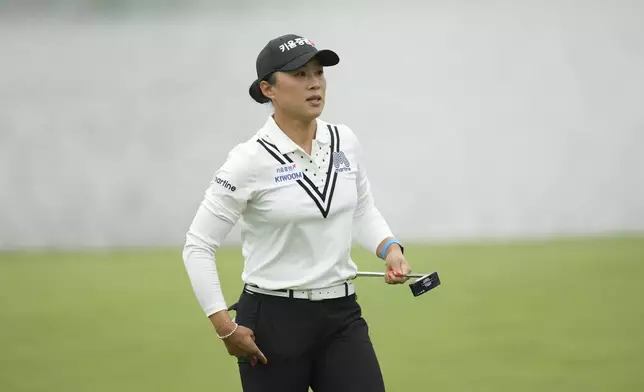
[355,271,441,297]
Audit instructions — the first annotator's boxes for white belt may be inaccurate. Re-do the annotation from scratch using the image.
[244,281,355,301]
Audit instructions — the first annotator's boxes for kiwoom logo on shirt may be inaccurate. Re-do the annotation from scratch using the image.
[211,176,236,192]
[274,163,303,184]
[332,151,351,173]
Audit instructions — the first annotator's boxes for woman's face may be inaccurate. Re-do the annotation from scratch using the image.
[262,58,326,120]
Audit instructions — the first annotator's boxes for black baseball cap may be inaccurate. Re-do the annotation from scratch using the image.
[249,34,340,104]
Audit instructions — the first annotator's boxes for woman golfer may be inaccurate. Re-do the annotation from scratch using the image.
[182,33,412,392]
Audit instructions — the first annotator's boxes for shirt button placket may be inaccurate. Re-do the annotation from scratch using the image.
[315,154,324,188]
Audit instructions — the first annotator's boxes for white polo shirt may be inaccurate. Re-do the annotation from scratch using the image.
[182,115,395,316]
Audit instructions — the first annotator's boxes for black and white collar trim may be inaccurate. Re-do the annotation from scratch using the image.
[257,124,340,218]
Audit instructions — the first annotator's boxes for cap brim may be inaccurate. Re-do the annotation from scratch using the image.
[278,49,340,72]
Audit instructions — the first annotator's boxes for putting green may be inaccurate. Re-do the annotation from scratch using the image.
[1,235,642,391]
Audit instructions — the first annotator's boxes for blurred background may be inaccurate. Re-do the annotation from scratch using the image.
[1,0,643,391]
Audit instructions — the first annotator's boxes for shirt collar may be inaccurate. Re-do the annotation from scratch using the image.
[261,115,330,154]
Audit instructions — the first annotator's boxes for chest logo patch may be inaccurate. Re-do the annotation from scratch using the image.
[333,151,351,173]
[274,163,303,184]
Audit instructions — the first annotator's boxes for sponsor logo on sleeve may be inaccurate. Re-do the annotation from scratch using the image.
[211,176,236,192]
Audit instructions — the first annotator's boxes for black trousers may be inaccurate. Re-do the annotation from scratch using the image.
[233,288,386,392]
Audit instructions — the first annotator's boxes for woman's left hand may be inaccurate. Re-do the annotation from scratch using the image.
[384,248,412,284]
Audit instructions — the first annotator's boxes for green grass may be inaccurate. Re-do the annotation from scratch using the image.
[1,235,643,391]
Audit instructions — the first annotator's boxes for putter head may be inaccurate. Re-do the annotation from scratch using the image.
[409,272,441,297]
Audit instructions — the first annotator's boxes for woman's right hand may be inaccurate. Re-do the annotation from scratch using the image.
[220,323,268,366]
